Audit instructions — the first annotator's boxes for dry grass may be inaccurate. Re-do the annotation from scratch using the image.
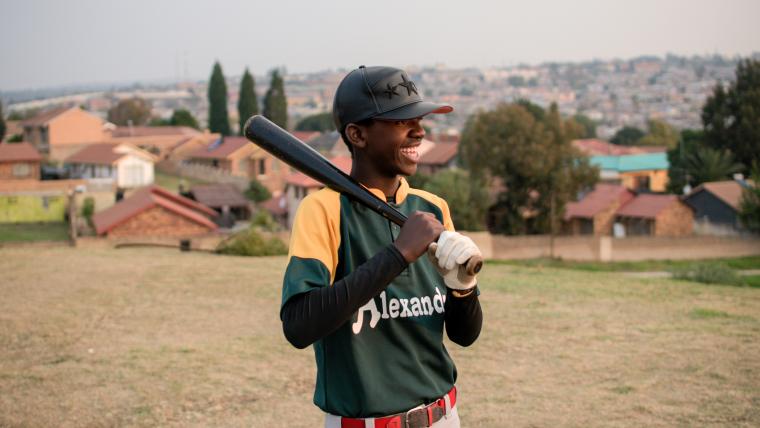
[1,247,759,427]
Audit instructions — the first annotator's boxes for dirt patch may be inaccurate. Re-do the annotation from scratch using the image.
[1,247,758,427]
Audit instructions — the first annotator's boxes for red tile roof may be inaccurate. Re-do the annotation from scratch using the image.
[0,142,43,162]
[285,156,352,188]
[19,106,73,126]
[111,126,201,138]
[190,183,249,208]
[615,194,680,219]
[564,183,634,220]
[65,143,124,165]
[93,186,217,235]
[572,139,667,156]
[188,137,250,159]
[420,142,458,165]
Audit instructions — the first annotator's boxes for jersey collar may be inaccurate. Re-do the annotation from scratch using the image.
[363,177,410,204]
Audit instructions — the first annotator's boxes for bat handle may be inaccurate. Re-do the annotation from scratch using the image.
[428,242,483,276]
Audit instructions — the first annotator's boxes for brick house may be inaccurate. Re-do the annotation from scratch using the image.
[683,180,752,234]
[109,126,217,160]
[20,106,109,162]
[92,186,218,238]
[590,152,670,192]
[189,183,251,223]
[0,142,42,180]
[187,136,291,196]
[614,194,694,237]
[66,143,156,189]
[563,184,635,235]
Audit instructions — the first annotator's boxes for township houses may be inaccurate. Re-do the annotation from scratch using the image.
[683,179,752,234]
[0,142,42,180]
[564,183,693,237]
[186,136,291,195]
[20,106,111,162]
[92,185,218,238]
[572,139,666,156]
[109,126,219,160]
[283,156,352,228]
[590,152,670,192]
[65,143,156,189]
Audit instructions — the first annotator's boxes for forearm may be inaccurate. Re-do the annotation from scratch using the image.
[444,286,482,346]
[280,245,408,348]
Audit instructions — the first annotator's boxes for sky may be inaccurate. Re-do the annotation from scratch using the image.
[1,0,759,91]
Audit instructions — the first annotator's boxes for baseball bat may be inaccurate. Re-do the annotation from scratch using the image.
[244,115,482,275]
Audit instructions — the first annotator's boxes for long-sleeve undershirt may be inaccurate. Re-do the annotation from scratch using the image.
[280,244,482,349]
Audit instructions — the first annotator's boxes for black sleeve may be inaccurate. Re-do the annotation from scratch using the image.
[280,244,408,349]
[444,287,483,347]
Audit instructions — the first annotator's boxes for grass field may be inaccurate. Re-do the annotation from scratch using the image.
[0,223,70,243]
[1,247,759,427]
[488,256,760,272]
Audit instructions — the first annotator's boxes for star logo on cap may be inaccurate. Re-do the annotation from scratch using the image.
[398,74,418,96]
[384,83,399,99]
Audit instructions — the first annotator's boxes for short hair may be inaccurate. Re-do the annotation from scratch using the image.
[339,118,375,157]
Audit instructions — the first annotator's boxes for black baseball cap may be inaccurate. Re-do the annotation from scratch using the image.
[332,66,453,133]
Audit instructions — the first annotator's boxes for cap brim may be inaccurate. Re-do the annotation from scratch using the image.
[374,101,453,121]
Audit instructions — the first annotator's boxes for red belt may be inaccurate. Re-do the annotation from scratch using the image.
[340,386,457,428]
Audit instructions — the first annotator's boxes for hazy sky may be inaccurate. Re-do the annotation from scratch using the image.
[1,0,759,91]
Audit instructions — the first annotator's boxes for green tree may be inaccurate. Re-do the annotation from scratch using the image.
[0,100,6,141]
[638,119,679,148]
[702,59,760,172]
[569,113,597,138]
[295,112,335,132]
[420,169,489,231]
[682,146,743,186]
[263,69,288,129]
[739,163,760,233]
[208,61,231,136]
[170,109,199,129]
[245,178,272,203]
[667,129,704,194]
[460,101,598,235]
[610,126,645,146]
[107,98,152,126]
[237,68,258,135]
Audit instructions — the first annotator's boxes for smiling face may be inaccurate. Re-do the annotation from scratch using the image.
[355,117,426,178]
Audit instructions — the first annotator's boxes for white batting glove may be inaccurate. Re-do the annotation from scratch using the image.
[427,231,480,291]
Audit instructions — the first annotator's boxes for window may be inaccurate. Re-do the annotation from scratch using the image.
[12,163,31,177]
[258,159,266,176]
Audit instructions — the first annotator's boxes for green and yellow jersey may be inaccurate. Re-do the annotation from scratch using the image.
[282,177,459,417]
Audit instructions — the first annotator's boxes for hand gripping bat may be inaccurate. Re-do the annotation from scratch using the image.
[244,115,482,275]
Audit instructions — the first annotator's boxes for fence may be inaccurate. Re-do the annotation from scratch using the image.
[157,160,248,190]
[462,232,760,262]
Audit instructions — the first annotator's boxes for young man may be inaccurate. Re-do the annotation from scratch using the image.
[281,66,483,428]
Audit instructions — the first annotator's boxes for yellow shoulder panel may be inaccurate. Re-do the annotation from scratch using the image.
[406,188,455,232]
[288,188,342,283]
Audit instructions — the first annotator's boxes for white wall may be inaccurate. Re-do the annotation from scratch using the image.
[116,155,154,188]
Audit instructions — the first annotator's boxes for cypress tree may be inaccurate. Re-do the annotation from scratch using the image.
[0,101,6,142]
[208,61,231,136]
[263,69,288,129]
[237,68,258,135]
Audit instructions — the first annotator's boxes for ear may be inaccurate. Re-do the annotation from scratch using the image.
[345,123,368,151]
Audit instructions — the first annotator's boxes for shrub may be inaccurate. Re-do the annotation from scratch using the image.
[215,228,287,257]
[81,197,95,227]
[251,209,278,232]
[670,262,745,286]
[245,178,271,203]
